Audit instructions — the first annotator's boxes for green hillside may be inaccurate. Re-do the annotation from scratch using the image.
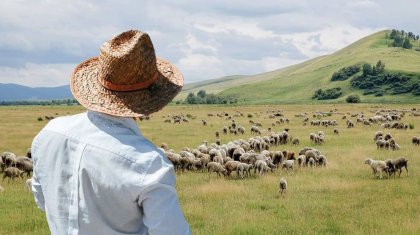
[178,30,420,104]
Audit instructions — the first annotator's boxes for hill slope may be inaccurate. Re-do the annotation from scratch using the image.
[178,30,420,103]
[0,84,72,101]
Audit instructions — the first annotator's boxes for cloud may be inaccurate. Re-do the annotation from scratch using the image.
[0,63,75,87]
[0,0,419,87]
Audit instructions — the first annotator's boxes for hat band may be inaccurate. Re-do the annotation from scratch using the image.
[98,73,158,92]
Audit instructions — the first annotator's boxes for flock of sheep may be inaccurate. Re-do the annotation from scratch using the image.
[0,148,33,192]
[1,107,418,197]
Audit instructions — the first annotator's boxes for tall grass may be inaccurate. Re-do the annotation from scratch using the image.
[0,104,419,234]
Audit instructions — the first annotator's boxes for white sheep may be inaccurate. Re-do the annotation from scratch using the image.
[278,178,287,196]
[364,158,388,179]
[282,160,294,171]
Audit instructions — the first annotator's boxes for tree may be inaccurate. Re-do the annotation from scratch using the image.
[197,90,206,99]
[362,63,372,76]
[390,29,397,39]
[402,37,412,49]
[186,92,196,104]
[375,60,385,74]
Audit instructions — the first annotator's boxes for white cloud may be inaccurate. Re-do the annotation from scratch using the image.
[0,63,75,87]
[0,0,419,87]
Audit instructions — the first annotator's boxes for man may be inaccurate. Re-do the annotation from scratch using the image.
[31,30,191,235]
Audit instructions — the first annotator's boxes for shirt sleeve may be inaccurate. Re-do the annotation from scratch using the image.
[31,139,45,211]
[138,156,191,235]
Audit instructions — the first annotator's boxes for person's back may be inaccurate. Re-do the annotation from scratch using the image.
[32,111,190,234]
[31,29,190,235]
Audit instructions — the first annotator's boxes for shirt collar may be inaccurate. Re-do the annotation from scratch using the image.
[87,110,142,136]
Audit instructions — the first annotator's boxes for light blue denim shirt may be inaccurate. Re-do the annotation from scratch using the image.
[31,111,190,235]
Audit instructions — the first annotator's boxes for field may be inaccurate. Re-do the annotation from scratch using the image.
[0,104,419,235]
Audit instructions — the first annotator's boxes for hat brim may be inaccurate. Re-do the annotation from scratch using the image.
[70,57,183,117]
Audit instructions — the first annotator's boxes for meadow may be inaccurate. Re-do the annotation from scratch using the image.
[0,104,419,235]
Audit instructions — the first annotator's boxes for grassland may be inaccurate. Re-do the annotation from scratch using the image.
[177,30,420,104]
[0,104,419,235]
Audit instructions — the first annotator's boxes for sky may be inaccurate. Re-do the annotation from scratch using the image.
[0,0,419,87]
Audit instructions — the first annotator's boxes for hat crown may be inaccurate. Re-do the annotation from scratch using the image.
[98,30,158,89]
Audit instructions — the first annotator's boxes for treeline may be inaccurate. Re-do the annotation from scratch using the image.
[350,60,420,96]
[312,87,342,100]
[331,65,361,81]
[0,99,79,106]
[182,90,238,104]
[388,29,418,49]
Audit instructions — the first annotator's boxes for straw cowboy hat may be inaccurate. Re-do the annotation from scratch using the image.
[70,30,183,117]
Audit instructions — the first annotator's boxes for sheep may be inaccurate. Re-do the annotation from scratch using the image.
[250,126,261,135]
[291,138,300,145]
[392,157,408,177]
[1,152,17,168]
[364,158,388,179]
[202,120,208,126]
[236,163,253,178]
[15,157,33,177]
[308,157,316,168]
[317,155,327,167]
[26,178,32,192]
[412,136,419,145]
[255,160,270,176]
[160,143,169,150]
[333,128,339,135]
[215,131,220,138]
[26,148,32,159]
[224,161,240,177]
[223,126,228,134]
[207,162,227,177]
[297,155,306,167]
[278,178,287,196]
[3,167,25,181]
[282,160,294,171]
[237,126,245,135]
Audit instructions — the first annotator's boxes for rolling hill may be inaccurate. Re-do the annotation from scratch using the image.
[0,84,72,101]
[177,30,420,103]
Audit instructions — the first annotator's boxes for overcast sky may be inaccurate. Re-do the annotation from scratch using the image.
[0,0,419,87]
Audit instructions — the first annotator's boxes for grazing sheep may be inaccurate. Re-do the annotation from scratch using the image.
[15,157,33,177]
[412,136,419,145]
[207,162,227,177]
[291,138,300,145]
[318,155,327,167]
[364,158,388,179]
[278,178,287,196]
[282,160,294,171]
[255,160,270,176]
[26,178,32,192]
[223,126,228,134]
[392,157,408,177]
[215,131,220,138]
[202,120,208,126]
[297,155,306,167]
[26,148,32,159]
[237,126,245,135]
[224,161,240,177]
[236,163,253,178]
[333,128,339,135]
[1,152,17,168]
[3,167,25,181]
[160,143,169,150]
[308,157,316,168]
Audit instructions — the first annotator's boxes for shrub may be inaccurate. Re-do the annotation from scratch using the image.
[331,65,361,81]
[312,87,343,100]
[247,114,253,118]
[409,123,415,130]
[346,95,361,103]
[37,117,43,121]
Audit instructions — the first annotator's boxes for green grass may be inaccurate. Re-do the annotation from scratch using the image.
[177,30,420,104]
[0,104,420,234]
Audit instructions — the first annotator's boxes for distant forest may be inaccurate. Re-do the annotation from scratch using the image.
[0,99,79,106]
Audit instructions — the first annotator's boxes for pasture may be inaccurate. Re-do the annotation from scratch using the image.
[0,104,419,235]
